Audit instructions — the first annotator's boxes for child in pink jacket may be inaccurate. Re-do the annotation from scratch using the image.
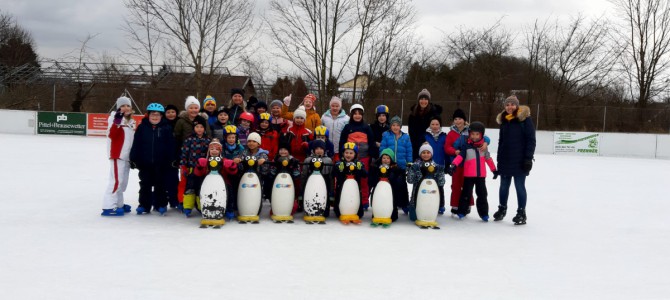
[447,121,498,221]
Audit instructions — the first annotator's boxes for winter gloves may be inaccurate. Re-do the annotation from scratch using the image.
[492,170,499,179]
[523,159,533,173]
[283,94,292,106]
[113,108,124,125]
[446,164,457,176]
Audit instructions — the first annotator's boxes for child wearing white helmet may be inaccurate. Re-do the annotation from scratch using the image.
[338,104,377,210]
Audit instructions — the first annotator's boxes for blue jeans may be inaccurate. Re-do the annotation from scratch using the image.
[499,175,527,209]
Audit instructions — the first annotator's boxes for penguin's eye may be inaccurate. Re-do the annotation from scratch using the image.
[215,157,221,162]
[246,156,251,160]
[311,158,317,163]
[424,162,430,167]
[209,157,214,161]
[317,158,323,162]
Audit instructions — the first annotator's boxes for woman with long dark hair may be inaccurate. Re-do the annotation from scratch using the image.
[408,89,442,160]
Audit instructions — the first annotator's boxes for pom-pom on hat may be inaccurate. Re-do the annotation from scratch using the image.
[419,143,433,156]
[304,94,317,103]
[116,96,131,109]
[203,95,216,107]
[185,96,200,110]
[293,106,307,119]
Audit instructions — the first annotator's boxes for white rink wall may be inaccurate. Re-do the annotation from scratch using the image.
[1,109,668,159]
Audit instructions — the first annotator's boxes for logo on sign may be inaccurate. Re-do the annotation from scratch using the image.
[275,184,292,188]
[421,189,437,194]
[56,114,68,122]
[241,183,258,188]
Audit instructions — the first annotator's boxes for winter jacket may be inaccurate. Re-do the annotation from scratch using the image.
[452,138,496,178]
[301,155,333,180]
[173,111,211,148]
[321,109,350,154]
[201,109,218,126]
[281,122,312,162]
[211,121,227,141]
[270,155,301,178]
[281,104,322,131]
[445,124,492,162]
[223,142,245,160]
[257,128,279,161]
[424,128,448,166]
[379,130,412,169]
[107,113,136,161]
[228,104,245,125]
[180,134,211,169]
[406,159,446,187]
[370,121,389,145]
[237,125,251,146]
[236,148,270,175]
[496,105,536,176]
[130,117,176,169]
[339,119,377,159]
[270,114,288,133]
[408,103,442,159]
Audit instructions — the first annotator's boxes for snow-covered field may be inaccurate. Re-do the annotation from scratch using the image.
[1,133,669,299]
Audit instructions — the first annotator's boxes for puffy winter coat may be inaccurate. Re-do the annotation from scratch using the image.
[379,130,412,169]
[339,119,377,159]
[496,105,536,176]
[257,128,279,161]
[406,159,446,187]
[173,111,211,147]
[130,117,176,169]
[408,103,442,159]
[321,109,349,154]
[370,121,389,145]
[446,124,492,162]
[281,104,322,131]
[452,138,496,178]
[237,125,251,146]
[107,112,136,161]
[282,122,312,162]
[211,121,227,141]
[180,134,211,169]
[223,142,245,160]
[424,129,448,166]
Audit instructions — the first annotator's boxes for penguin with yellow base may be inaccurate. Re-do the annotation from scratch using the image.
[334,142,367,225]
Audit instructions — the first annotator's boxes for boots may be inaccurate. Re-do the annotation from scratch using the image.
[512,208,526,225]
[493,205,507,221]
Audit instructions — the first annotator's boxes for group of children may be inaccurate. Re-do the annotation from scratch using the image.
[102,89,503,226]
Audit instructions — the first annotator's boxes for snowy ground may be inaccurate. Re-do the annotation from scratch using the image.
[1,133,669,299]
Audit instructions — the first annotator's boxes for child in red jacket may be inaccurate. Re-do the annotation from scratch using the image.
[256,113,279,160]
[447,122,498,221]
[102,97,136,216]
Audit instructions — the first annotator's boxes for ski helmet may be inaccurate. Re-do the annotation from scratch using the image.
[146,103,165,113]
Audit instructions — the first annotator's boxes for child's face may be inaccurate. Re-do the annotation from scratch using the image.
[271,105,281,116]
[377,114,387,123]
[294,116,305,126]
[343,149,355,161]
[209,148,221,157]
[469,131,482,142]
[149,112,162,125]
[260,120,269,129]
[187,104,199,118]
[240,120,251,128]
[247,140,259,150]
[391,123,401,134]
[381,155,391,165]
[314,147,325,156]
[165,109,177,120]
[218,112,229,124]
[352,111,363,122]
[232,94,244,105]
[316,135,326,141]
[430,119,441,132]
[256,107,266,114]
[453,117,465,127]
[194,124,205,136]
[420,150,432,161]
[226,134,236,145]
[303,98,313,110]
[204,102,216,112]
[119,104,132,115]
[330,102,341,113]
[279,148,289,157]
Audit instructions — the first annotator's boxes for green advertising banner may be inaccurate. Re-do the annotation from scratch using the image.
[554,132,600,155]
[37,112,87,135]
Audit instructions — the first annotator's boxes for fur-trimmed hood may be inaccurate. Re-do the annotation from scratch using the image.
[496,105,531,124]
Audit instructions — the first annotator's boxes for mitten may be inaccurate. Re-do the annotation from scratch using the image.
[337,162,345,172]
[523,159,533,172]
[113,108,123,125]
[197,158,207,168]
[356,161,363,170]
[446,164,457,176]
[492,170,499,180]
[283,94,292,106]
[301,142,309,151]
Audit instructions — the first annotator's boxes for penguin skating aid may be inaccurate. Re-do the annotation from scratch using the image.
[237,156,263,223]
[271,157,295,223]
[200,157,227,228]
[302,158,328,224]
[339,162,362,225]
[371,164,393,227]
[413,162,441,229]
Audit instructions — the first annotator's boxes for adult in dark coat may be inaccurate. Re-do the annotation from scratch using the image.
[408,89,442,160]
[494,95,536,225]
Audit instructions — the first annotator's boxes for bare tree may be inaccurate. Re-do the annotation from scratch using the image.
[239,53,271,100]
[64,34,99,112]
[267,0,358,99]
[610,0,670,107]
[125,0,256,96]
[122,0,163,77]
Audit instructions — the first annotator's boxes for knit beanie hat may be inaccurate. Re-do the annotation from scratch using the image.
[270,99,283,108]
[255,101,268,111]
[203,95,216,107]
[247,132,262,145]
[116,96,131,109]
[165,104,179,114]
[504,95,520,107]
[390,115,402,126]
[452,108,467,121]
[247,96,259,110]
[310,139,326,153]
[294,106,307,120]
[231,88,245,98]
[330,96,342,107]
[208,138,223,153]
[185,96,200,110]
[304,94,317,103]
[217,106,229,116]
[417,89,431,101]
[469,121,485,135]
[430,115,442,125]
[418,143,433,156]
[192,115,207,128]
[380,148,396,162]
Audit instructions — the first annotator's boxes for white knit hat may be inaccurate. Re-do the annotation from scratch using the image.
[418,143,433,156]
[293,106,307,120]
[185,96,200,110]
[330,96,342,107]
[116,96,131,109]
[247,132,262,145]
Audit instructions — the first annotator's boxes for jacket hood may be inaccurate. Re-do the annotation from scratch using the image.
[496,105,531,124]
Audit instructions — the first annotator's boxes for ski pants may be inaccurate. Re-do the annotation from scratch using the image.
[164,167,179,207]
[458,177,488,218]
[103,159,130,210]
[499,175,527,209]
[450,166,474,208]
[139,166,168,211]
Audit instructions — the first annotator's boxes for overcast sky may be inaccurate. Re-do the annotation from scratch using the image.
[1,0,614,74]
